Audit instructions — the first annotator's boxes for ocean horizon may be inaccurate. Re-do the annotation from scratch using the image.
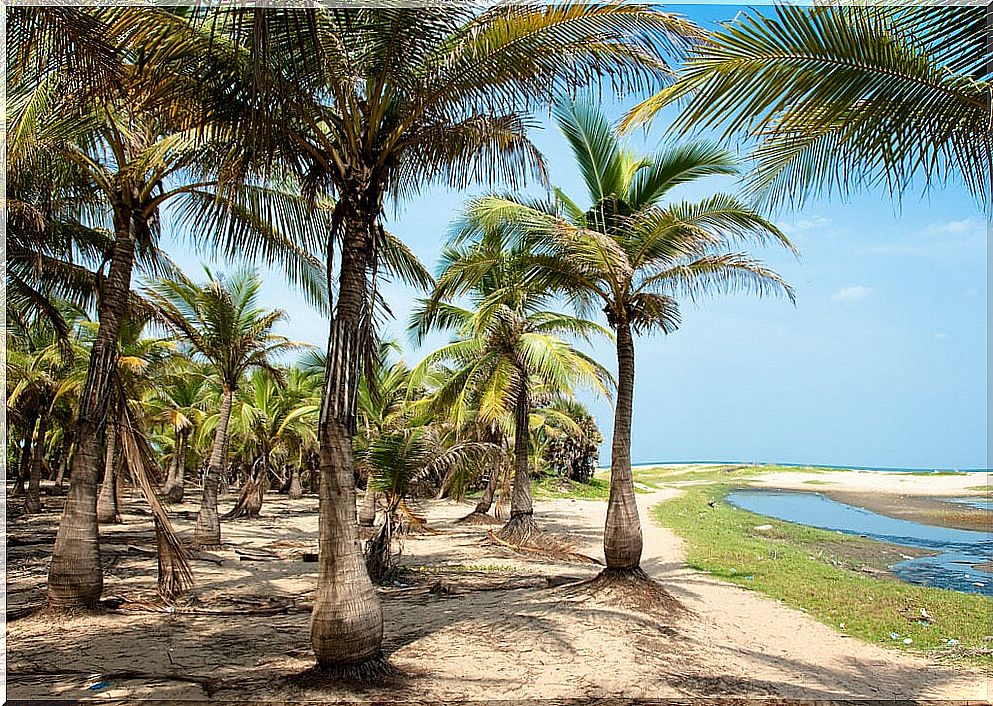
[600,461,992,474]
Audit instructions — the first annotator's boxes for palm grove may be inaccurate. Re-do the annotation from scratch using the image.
[6,4,986,673]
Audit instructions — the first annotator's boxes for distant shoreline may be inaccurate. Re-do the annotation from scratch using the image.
[608,461,992,474]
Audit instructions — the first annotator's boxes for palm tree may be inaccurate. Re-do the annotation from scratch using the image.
[6,309,85,513]
[145,366,209,504]
[205,3,699,669]
[467,98,795,581]
[412,229,613,545]
[143,268,304,546]
[10,7,330,609]
[226,367,320,512]
[624,5,991,209]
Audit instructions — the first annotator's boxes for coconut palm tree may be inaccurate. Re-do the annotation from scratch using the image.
[143,268,305,545]
[6,309,86,512]
[412,229,613,545]
[466,98,795,582]
[145,365,209,503]
[226,367,320,513]
[10,7,330,609]
[205,3,699,669]
[624,5,991,208]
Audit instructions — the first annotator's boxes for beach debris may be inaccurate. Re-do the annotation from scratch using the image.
[889,632,901,640]
[919,607,933,624]
[87,681,112,691]
[947,639,960,646]
[839,622,846,629]
[754,524,773,531]
[973,582,985,588]
[900,554,915,560]
[903,638,913,645]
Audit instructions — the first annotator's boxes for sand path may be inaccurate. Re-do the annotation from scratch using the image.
[5,487,989,701]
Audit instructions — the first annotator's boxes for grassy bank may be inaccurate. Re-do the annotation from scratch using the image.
[652,483,991,663]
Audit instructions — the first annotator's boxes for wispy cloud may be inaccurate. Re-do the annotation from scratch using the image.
[857,218,986,256]
[933,332,949,341]
[832,285,873,303]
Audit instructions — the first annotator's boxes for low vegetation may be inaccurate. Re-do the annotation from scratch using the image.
[652,484,991,663]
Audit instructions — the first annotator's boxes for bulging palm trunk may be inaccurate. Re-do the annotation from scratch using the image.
[497,381,537,543]
[603,322,643,570]
[25,407,48,513]
[310,212,384,668]
[456,465,503,525]
[358,485,376,526]
[163,430,188,503]
[194,384,233,546]
[48,220,136,608]
[97,416,122,524]
[288,468,303,500]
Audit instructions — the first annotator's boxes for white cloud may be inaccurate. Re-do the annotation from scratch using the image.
[933,332,949,341]
[832,285,873,303]
[922,218,983,237]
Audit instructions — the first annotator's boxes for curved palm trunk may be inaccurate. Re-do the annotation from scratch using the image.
[194,384,233,545]
[25,406,48,513]
[603,321,643,570]
[497,379,537,543]
[48,222,136,608]
[97,415,122,524]
[310,213,383,668]
[475,466,501,514]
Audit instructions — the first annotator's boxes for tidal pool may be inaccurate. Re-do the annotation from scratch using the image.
[726,489,992,596]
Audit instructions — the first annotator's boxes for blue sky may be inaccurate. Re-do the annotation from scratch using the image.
[161,4,988,470]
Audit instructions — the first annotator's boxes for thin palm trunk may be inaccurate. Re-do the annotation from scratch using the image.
[497,378,537,542]
[97,414,122,524]
[194,384,233,545]
[13,409,37,498]
[48,220,136,608]
[163,429,187,503]
[52,435,72,495]
[310,213,383,668]
[603,321,643,570]
[25,406,48,513]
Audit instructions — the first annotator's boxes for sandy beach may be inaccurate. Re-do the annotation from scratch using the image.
[6,469,990,702]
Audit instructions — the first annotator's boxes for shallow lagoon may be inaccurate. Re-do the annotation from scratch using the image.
[726,489,992,596]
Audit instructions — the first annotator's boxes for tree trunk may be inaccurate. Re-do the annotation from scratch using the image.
[13,409,37,498]
[603,321,643,570]
[288,468,303,500]
[358,486,377,527]
[475,465,502,514]
[310,211,383,668]
[51,437,71,496]
[48,218,136,608]
[194,384,233,546]
[25,407,49,513]
[97,414,122,524]
[497,378,538,543]
[163,430,187,503]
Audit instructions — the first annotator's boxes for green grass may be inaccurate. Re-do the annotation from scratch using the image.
[532,475,610,500]
[652,484,990,663]
[903,470,969,476]
[802,479,829,485]
[965,485,990,492]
